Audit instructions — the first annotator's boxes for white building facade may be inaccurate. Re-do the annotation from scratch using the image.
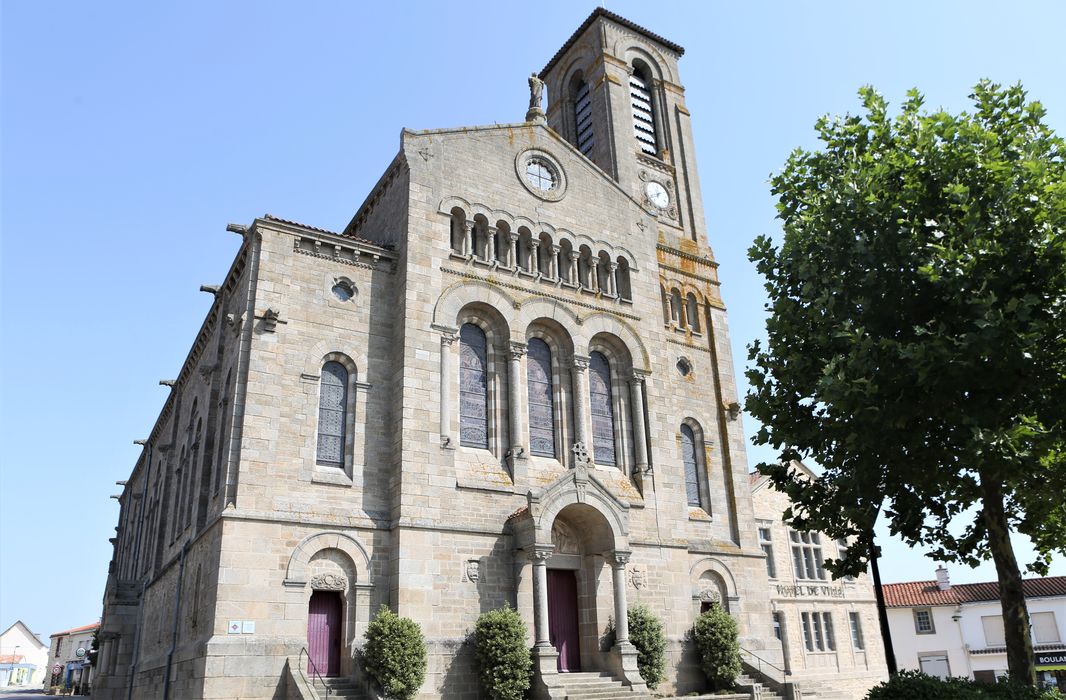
[0,620,49,687]
[884,570,1066,689]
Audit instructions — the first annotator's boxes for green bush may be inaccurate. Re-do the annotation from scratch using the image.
[362,605,427,700]
[628,604,667,689]
[864,670,1066,700]
[692,606,741,690]
[473,606,532,700]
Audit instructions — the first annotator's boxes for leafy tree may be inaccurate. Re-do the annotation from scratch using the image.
[864,670,1066,699]
[692,606,742,690]
[627,604,667,689]
[747,81,1066,686]
[362,605,427,700]
[473,605,532,700]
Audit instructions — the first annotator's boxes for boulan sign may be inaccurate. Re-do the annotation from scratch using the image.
[775,584,845,599]
[1036,652,1066,671]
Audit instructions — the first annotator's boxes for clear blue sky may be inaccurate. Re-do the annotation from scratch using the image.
[2,1,1064,642]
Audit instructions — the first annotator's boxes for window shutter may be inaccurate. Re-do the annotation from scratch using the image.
[526,338,555,457]
[630,72,657,155]
[574,80,595,156]
[1032,612,1060,643]
[982,615,1006,646]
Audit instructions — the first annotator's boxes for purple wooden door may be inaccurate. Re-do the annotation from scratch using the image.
[547,569,581,672]
[307,591,342,676]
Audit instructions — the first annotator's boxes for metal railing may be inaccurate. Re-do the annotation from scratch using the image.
[298,648,332,697]
[739,645,791,682]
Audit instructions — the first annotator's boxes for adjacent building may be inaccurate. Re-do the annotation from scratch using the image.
[44,622,100,692]
[884,570,1066,689]
[0,620,49,687]
[751,468,888,699]
[93,9,877,700]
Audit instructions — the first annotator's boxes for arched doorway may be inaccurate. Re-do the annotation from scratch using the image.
[307,590,343,676]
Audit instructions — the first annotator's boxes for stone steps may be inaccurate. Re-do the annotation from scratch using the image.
[556,671,652,700]
[736,674,785,700]
[318,677,359,698]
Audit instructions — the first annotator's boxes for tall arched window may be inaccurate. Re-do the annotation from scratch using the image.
[630,65,658,156]
[681,423,702,507]
[316,361,348,467]
[670,289,683,326]
[527,338,555,458]
[459,324,489,449]
[686,293,701,333]
[589,351,616,466]
[573,78,594,156]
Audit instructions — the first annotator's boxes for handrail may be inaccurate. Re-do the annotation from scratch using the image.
[739,645,790,679]
[299,648,332,697]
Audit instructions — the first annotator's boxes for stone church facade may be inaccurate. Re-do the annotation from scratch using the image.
[93,10,858,700]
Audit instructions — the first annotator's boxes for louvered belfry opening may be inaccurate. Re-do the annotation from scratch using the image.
[630,68,658,155]
[573,79,594,157]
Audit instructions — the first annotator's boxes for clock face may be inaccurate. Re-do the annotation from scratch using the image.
[646,181,670,209]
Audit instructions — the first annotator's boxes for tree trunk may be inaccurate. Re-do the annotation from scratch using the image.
[980,473,1035,686]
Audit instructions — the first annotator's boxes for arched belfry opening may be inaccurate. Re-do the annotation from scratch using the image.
[509,457,648,698]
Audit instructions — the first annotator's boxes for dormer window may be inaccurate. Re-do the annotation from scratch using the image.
[630,64,658,156]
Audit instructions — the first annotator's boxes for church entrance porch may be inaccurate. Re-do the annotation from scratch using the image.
[547,569,581,671]
[307,590,342,676]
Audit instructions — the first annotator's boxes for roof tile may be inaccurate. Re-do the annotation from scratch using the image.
[883,576,1066,607]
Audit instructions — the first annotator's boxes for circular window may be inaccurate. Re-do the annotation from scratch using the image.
[676,357,692,377]
[525,158,557,192]
[331,280,355,302]
[515,149,567,201]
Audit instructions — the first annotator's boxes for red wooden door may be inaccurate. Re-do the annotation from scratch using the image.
[547,569,581,672]
[307,591,342,676]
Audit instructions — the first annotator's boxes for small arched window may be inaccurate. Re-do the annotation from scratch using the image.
[686,293,701,333]
[630,65,659,156]
[589,351,616,466]
[670,289,683,326]
[573,78,594,156]
[459,324,489,449]
[616,258,632,301]
[316,361,348,467]
[681,423,702,507]
[527,338,555,458]
[450,208,466,255]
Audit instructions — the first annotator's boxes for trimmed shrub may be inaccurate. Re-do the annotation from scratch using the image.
[473,605,532,700]
[362,605,427,700]
[628,604,667,689]
[692,606,741,690]
[864,670,1066,700]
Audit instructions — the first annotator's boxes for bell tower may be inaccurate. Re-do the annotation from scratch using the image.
[540,9,709,246]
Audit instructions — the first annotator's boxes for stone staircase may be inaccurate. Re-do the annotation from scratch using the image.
[735,673,785,700]
[554,671,653,699]
[317,677,359,698]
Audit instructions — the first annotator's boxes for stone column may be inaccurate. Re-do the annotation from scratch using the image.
[628,372,649,473]
[590,259,600,291]
[487,226,498,263]
[549,245,561,280]
[610,551,632,644]
[463,221,474,258]
[680,296,689,329]
[508,342,527,458]
[531,545,554,646]
[508,232,519,269]
[568,251,580,285]
[606,261,618,296]
[530,240,540,275]
[571,355,591,451]
[440,332,457,448]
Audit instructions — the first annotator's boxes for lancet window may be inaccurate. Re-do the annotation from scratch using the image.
[459,323,489,449]
[316,361,348,467]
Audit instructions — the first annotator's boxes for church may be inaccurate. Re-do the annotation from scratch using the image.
[94,10,885,699]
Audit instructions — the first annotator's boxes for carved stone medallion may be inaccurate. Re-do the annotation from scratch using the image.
[465,560,480,583]
[629,564,648,590]
[310,573,347,591]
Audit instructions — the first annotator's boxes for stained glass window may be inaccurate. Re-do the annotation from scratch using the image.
[527,338,555,457]
[589,351,616,466]
[681,424,701,507]
[316,361,348,466]
[459,324,489,449]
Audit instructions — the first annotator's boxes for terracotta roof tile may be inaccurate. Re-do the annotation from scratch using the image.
[0,655,24,664]
[50,622,100,638]
[506,505,530,522]
[540,8,684,79]
[262,214,394,250]
[883,576,1066,607]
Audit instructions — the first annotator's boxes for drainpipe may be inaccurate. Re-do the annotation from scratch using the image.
[125,580,148,700]
[162,541,188,700]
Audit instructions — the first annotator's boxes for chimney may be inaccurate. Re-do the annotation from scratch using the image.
[936,565,950,591]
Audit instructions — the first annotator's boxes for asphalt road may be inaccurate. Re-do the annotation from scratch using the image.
[0,689,52,699]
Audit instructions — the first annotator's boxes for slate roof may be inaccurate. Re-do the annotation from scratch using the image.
[262,214,394,250]
[539,8,684,79]
[883,576,1066,608]
[49,622,99,638]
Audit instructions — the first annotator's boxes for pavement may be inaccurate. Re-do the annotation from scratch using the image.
[0,689,52,700]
